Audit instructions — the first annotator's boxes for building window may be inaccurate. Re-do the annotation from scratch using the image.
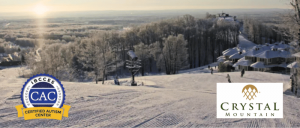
[261,58,264,62]
[269,59,272,63]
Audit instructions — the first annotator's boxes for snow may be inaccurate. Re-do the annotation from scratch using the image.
[255,50,292,59]
[218,17,235,22]
[277,42,290,49]
[243,49,263,57]
[292,52,300,58]
[217,56,226,62]
[222,49,231,54]
[271,45,280,49]
[233,57,252,67]
[217,56,225,59]
[287,62,298,68]
[251,62,289,68]
[0,65,299,127]
[179,62,219,74]
[217,58,225,62]
[260,45,272,51]
[223,60,233,65]
[250,62,266,68]
[223,48,239,56]
[229,52,243,59]
[255,50,281,59]
[280,50,293,58]
[238,35,256,50]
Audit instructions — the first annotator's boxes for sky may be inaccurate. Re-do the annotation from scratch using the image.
[0,0,291,13]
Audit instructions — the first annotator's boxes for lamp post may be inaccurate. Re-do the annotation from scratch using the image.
[126,50,141,86]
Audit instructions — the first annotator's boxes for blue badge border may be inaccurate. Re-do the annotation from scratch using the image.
[21,74,66,108]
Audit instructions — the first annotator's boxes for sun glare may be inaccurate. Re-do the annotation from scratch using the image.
[33,4,49,16]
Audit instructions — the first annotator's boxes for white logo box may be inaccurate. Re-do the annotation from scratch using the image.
[217,83,283,118]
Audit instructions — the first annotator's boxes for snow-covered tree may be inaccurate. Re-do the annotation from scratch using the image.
[134,43,150,76]
[161,34,189,74]
[78,33,115,84]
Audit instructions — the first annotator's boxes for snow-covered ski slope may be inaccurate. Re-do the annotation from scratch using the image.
[238,34,256,50]
[0,67,299,127]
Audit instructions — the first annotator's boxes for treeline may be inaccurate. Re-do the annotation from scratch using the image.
[0,24,120,49]
[243,18,286,44]
[25,14,240,83]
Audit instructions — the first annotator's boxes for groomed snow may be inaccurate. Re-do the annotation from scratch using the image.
[0,66,299,127]
[238,35,256,50]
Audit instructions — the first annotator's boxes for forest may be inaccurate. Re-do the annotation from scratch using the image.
[0,11,289,83]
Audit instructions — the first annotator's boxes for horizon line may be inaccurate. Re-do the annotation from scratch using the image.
[0,8,291,13]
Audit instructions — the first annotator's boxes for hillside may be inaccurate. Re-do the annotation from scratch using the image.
[0,67,299,127]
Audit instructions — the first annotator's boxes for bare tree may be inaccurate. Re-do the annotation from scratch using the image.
[134,43,150,76]
[152,34,189,74]
[290,0,300,97]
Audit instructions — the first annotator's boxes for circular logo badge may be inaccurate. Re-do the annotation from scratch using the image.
[21,74,65,108]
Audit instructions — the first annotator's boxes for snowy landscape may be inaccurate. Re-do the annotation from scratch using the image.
[0,32,300,126]
[0,65,299,127]
[1,0,300,127]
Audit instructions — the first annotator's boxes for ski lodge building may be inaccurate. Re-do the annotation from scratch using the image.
[217,42,298,73]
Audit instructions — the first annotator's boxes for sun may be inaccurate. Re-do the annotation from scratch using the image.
[33,4,49,16]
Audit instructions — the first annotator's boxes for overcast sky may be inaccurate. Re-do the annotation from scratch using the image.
[0,0,291,12]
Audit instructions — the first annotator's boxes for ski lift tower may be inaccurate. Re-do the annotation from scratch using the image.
[126,50,141,86]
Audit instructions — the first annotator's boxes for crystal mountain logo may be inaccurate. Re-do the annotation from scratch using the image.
[242,85,258,100]
[217,83,283,118]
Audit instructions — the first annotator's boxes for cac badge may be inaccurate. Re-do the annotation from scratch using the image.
[15,74,71,120]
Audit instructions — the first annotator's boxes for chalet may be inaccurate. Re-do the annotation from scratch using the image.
[250,48,293,72]
[218,42,295,73]
[218,13,237,22]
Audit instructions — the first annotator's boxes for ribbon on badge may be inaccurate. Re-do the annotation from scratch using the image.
[16,105,71,120]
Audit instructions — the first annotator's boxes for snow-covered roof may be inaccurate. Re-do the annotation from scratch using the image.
[217,56,225,59]
[255,50,292,59]
[222,49,231,54]
[251,62,266,68]
[218,17,235,22]
[277,62,288,68]
[243,48,266,57]
[244,43,293,58]
[277,43,290,49]
[251,61,288,68]
[223,48,239,56]
[287,62,298,68]
[237,57,246,62]
[260,45,272,51]
[217,57,226,62]
[229,52,243,59]
[292,52,300,58]
[280,50,292,58]
[271,45,280,50]
[233,57,252,67]
[223,60,233,65]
